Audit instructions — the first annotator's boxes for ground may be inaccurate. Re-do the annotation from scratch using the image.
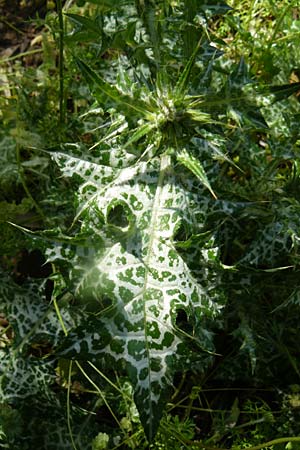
[0,1,47,59]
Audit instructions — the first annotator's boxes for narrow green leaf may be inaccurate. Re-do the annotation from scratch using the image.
[258,82,300,102]
[208,141,244,173]
[175,40,201,97]
[253,265,294,273]
[186,107,212,124]
[65,13,101,34]
[75,59,146,115]
[177,149,217,199]
[124,122,157,148]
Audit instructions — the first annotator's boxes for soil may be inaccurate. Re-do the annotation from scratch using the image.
[0,0,48,59]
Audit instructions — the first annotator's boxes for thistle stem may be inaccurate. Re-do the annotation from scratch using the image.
[57,0,65,125]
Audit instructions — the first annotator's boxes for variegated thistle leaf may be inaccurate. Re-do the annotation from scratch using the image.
[0,270,81,349]
[48,149,221,440]
[0,350,56,403]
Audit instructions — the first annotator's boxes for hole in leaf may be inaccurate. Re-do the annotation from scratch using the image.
[83,294,114,314]
[99,296,113,310]
[17,249,52,279]
[174,222,189,243]
[28,341,54,358]
[173,221,193,253]
[175,308,193,335]
[107,204,130,229]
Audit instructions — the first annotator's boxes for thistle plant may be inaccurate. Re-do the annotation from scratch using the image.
[38,2,241,440]
[42,1,270,440]
[48,58,224,441]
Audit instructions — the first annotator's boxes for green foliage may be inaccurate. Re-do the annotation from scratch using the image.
[44,50,226,439]
[1,0,300,449]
